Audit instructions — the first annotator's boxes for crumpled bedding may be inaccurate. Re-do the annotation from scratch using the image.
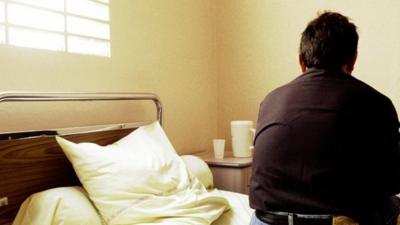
[212,190,253,225]
[12,187,252,225]
[52,122,230,225]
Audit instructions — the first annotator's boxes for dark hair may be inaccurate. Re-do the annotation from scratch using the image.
[299,12,358,70]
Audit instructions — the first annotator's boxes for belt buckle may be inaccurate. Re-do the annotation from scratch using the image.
[288,213,294,225]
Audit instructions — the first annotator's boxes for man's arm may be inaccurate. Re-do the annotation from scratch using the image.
[376,97,400,197]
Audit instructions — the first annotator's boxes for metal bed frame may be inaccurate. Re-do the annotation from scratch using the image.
[0,92,163,140]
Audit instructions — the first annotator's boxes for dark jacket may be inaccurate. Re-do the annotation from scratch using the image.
[249,68,400,222]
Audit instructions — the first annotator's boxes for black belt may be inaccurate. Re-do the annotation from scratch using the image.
[255,210,333,225]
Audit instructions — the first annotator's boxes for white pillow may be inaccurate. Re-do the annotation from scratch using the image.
[12,187,103,225]
[181,155,213,189]
[56,121,229,225]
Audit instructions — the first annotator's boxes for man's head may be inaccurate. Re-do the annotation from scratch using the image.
[299,12,359,74]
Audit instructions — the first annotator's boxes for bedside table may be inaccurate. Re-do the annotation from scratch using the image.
[195,151,252,194]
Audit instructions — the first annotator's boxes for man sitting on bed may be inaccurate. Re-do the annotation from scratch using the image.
[249,11,400,225]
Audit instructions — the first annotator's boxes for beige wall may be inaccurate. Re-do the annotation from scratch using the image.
[217,0,400,149]
[1,1,399,154]
[0,0,217,154]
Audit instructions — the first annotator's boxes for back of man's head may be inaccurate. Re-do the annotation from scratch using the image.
[299,12,358,70]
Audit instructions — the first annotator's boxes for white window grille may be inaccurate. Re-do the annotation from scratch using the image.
[0,25,5,44]
[0,0,110,57]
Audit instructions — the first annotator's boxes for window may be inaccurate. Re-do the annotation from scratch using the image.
[0,0,110,57]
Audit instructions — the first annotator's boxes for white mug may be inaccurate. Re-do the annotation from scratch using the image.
[230,121,255,157]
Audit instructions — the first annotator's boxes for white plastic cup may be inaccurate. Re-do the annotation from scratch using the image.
[213,139,225,159]
[230,121,255,157]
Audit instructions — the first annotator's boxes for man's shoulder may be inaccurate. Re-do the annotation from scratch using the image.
[348,75,392,103]
[261,70,392,108]
[260,83,289,105]
[290,69,386,98]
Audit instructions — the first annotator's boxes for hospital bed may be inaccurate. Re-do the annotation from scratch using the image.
[0,92,252,225]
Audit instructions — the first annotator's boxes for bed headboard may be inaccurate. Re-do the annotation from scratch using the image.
[0,92,163,225]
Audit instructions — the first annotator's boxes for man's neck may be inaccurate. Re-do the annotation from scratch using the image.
[304,66,352,75]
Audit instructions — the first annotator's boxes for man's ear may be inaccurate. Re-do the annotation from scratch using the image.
[343,52,358,74]
[299,55,307,72]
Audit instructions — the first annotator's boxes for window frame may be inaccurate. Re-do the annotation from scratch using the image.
[0,0,110,57]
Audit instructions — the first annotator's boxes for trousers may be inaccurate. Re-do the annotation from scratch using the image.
[249,196,400,225]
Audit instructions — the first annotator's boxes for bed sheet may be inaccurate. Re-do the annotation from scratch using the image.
[212,190,253,225]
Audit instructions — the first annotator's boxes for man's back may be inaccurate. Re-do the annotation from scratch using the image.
[250,68,400,219]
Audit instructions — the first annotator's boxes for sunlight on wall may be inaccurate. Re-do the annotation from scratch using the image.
[0,0,110,57]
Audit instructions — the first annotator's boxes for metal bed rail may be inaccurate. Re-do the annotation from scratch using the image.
[0,92,163,139]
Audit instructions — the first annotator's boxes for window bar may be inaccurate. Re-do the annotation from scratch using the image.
[88,0,108,6]
[64,0,67,52]
[4,0,8,44]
